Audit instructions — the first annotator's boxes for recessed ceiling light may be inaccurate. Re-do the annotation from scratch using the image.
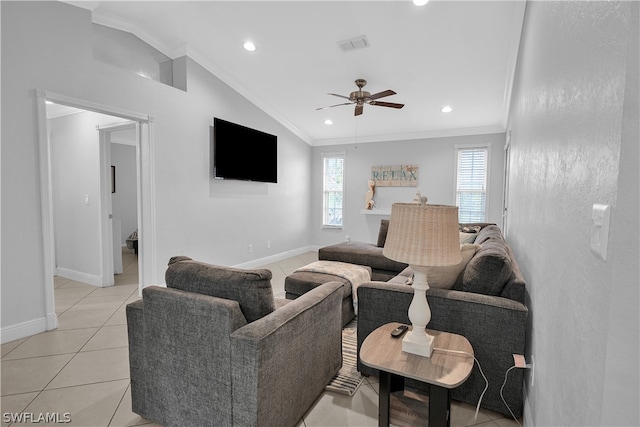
[243,41,256,52]
[413,0,429,6]
[324,119,333,125]
[441,106,453,113]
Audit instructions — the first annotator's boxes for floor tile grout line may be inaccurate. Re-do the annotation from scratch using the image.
[107,382,132,427]
[35,377,132,394]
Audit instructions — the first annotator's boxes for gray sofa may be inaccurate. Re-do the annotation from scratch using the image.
[126,256,343,427]
[319,220,407,281]
[320,221,528,418]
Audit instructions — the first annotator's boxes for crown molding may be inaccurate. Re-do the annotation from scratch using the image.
[86,5,511,149]
[184,45,314,146]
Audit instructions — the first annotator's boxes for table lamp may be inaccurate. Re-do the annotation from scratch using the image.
[383,203,461,357]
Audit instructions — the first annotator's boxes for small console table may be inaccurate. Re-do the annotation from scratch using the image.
[360,322,474,427]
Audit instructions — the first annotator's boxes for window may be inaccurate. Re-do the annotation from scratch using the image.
[322,152,345,227]
[456,146,489,222]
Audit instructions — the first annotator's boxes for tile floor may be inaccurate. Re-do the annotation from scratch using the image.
[1,249,521,427]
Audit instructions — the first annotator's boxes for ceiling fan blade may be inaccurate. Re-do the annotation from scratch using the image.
[355,104,364,116]
[370,101,404,109]
[328,93,352,101]
[368,90,396,100]
[316,102,353,110]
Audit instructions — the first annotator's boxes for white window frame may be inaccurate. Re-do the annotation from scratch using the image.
[322,151,345,228]
[454,144,490,223]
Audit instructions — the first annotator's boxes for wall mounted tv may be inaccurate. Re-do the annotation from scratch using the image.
[212,117,277,183]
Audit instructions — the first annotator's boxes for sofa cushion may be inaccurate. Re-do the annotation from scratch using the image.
[427,243,479,289]
[376,219,390,247]
[456,240,513,296]
[319,241,408,273]
[165,256,276,322]
[285,270,352,298]
[473,224,504,245]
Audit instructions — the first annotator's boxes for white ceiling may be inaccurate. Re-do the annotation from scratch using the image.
[65,1,526,146]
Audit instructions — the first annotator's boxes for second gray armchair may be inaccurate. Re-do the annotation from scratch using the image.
[127,256,344,427]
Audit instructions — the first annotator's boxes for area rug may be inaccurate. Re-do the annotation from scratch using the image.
[325,319,365,396]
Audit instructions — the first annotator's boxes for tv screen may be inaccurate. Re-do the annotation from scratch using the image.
[212,118,277,183]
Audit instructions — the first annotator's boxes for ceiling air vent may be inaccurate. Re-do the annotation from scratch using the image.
[337,35,370,52]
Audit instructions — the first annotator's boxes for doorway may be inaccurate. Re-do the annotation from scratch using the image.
[99,122,139,284]
[36,89,156,331]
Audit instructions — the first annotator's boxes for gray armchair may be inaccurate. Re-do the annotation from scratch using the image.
[126,256,343,427]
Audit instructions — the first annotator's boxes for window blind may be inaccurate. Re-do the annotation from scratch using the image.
[456,147,488,222]
[322,153,344,227]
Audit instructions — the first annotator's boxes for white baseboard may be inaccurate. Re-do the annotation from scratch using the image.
[55,267,103,287]
[233,245,320,269]
[1,317,48,344]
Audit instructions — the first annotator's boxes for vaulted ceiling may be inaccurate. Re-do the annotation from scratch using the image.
[65,1,526,146]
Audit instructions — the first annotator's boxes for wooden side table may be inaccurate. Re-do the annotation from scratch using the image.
[360,322,474,427]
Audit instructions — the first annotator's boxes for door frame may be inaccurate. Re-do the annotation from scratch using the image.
[36,89,156,330]
[502,130,512,236]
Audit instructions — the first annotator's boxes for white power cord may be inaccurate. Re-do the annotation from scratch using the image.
[433,348,488,425]
[500,365,523,427]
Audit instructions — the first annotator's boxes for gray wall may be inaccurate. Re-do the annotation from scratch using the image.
[507,1,639,425]
[311,133,506,247]
[1,1,312,337]
[50,112,103,281]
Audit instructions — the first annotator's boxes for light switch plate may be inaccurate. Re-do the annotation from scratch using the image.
[590,204,610,261]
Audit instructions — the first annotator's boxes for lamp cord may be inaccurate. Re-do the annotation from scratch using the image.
[500,365,522,427]
[432,348,523,426]
[432,348,488,425]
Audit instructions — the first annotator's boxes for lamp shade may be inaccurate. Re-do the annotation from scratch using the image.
[383,203,461,266]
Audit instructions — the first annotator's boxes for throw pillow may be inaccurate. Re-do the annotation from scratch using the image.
[426,244,479,289]
[459,232,478,244]
[458,241,513,296]
[165,256,276,322]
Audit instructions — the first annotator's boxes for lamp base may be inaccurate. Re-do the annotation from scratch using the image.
[402,329,434,357]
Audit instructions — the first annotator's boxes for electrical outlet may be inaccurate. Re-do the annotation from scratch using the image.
[248,244,253,254]
[513,354,526,368]
[513,353,534,387]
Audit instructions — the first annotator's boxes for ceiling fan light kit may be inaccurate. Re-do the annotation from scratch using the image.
[317,79,405,116]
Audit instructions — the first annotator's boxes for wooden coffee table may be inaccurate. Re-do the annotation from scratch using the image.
[360,322,474,427]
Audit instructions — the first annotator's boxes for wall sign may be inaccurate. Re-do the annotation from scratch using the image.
[371,164,418,187]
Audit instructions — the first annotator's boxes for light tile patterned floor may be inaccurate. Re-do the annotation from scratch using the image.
[1,249,521,427]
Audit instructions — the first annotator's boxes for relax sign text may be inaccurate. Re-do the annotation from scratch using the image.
[371,164,418,187]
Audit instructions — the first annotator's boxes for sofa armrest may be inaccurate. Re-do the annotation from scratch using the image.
[230,281,343,427]
[125,299,146,417]
[319,241,408,275]
[356,281,528,417]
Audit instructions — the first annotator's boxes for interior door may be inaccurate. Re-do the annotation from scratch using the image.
[99,122,137,285]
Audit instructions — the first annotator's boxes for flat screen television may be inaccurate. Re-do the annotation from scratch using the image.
[212,117,277,183]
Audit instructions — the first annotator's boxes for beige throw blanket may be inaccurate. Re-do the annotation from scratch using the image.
[295,261,371,314]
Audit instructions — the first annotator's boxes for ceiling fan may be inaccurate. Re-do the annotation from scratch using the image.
[316,79,405,116]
